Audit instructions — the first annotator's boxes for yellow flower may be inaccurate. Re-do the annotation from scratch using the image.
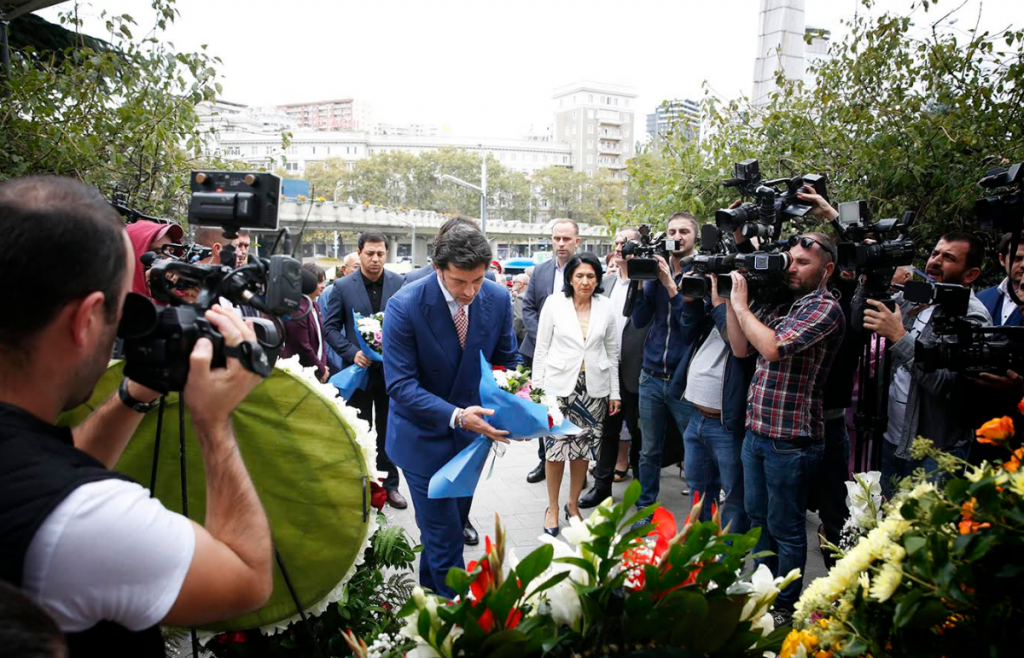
[976,416,1014,445]
[1010,471,1024,498]
[869,563,903,602]
[781,629,820,658]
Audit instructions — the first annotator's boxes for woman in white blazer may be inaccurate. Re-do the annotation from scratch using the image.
[533,252,621,536]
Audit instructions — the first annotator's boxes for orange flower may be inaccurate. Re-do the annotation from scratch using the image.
[958,499,991,534]
[1005,447,1024,473]
[976,416,1014,445]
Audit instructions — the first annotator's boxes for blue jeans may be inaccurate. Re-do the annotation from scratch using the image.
[637,370,692,508]
[742,431,824,611]
[880,440,968,500]
[683,412,749,533]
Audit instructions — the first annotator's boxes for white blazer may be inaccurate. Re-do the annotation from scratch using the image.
[533,293,620,399]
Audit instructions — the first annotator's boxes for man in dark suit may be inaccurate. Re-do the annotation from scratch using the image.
[383,224,520,597]
[978,232,1024,328]
[324,230,408,509]
[581,229,651,507]
[520,218,581,483]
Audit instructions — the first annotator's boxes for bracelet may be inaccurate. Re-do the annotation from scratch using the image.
[118,378,160,413]
[456,408,467,429]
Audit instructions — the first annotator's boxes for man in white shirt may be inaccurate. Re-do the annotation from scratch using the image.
[0,177,273,657]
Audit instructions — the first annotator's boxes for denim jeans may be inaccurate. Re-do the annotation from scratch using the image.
[880,439,969,500]
[742,430,824,611]
[637,370,692,508]
[808,419,852,552]
[683,413,749,533]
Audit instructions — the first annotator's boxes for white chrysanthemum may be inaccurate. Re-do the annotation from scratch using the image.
[492,369,510,389]
[869,562,903,602]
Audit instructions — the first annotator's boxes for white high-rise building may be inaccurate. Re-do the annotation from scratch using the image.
[646,99,701,144]
[752,1,833,106]
[552,81,637,179]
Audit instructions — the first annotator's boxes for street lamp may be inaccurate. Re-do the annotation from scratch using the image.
[437,147,488,235]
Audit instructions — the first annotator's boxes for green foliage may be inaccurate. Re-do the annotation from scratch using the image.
[305,150,625,226]
[202,513,419,658]
[0,0,241,218]
[627,0,1024,257]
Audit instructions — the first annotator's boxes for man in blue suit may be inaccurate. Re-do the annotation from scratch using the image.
[977,232,1024,329]
[325,230,407,508]
[383,223,520,597]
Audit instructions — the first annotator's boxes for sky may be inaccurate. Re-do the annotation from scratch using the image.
[34,0,1024,139]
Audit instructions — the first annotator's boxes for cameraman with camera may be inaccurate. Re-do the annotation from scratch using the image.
[0,177,273,657]
[860,233,990,498]
[725,231,844,621]
[630,212,699,516]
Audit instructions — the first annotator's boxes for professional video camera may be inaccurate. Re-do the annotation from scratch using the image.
[622,223,683,281]
[118,171,315,393]
[679,225,792,304]
[715,159,829,242]
[832,201,916,328]
[907,279,1024,374]
[976,163,1024,233]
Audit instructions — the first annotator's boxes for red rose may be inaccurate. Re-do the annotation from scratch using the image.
[370,481,387,511]
[547,414,554,430]
[492,365,507,371]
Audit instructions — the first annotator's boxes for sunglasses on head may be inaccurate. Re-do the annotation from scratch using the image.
[787,235,836,263]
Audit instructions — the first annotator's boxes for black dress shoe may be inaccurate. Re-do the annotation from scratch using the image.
[543,507,559,537]
[463,521,479,546]
[578,487,612,509]
[386,489,408,510]
[526,461,546,483]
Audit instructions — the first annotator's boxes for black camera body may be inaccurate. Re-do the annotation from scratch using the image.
[118,171,304,393]
[623,223,682,281]
[716,159,828,243]
[976,163,1024,232]
[678,225,792,304]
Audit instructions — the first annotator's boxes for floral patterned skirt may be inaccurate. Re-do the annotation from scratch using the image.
[544,370,607,462]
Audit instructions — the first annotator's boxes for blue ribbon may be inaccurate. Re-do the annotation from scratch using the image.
[428,351,581,498]
[329,311,383,399]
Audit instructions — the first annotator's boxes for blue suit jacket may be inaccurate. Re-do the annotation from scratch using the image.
[317,285,345,374]
[519,258,557,358]
[383,274,520,477]
[978,284,1023,327]
[324,269,405,366]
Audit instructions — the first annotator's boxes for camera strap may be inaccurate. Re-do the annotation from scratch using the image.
[223,340,273,377]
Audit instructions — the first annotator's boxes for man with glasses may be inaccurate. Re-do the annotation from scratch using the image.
[724,231,845,625]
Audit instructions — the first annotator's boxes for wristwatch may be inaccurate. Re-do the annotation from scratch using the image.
[118,378,160,413]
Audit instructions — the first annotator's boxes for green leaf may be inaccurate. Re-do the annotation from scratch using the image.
[554,557,597,580]
[445,567,472,597]
[514,543,553,589]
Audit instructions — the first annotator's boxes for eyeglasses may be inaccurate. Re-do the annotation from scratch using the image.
[787,235,836,263]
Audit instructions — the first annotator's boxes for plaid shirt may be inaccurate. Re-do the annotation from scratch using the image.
[746,288,845,441]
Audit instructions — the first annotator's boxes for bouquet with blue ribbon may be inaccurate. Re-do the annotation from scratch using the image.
[429,351,583,498]
[329,310,384,400]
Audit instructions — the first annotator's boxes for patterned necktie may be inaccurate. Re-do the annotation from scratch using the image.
[454,305,468,349]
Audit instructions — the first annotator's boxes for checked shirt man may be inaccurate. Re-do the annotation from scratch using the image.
[724,232,845,618]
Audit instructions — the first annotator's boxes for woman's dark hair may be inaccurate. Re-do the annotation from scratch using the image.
[562,252,605,297]
[433,224,492,271]
[302,261,326,283]
[0,176,126,358]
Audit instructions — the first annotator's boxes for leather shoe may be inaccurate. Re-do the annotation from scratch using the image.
[578,487,612,509]
[463,521,480,546]
[526,461,546,483]
[386,489,408,510]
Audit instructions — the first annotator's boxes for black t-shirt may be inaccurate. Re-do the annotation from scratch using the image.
[362,272,384,314]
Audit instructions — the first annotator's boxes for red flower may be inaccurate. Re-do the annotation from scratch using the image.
[370,481,387,511]
[214,631,248,644]
[492,365,507,372]
[547,414,554,430]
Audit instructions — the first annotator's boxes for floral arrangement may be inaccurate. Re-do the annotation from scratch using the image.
[370,481,795,657]
[491,364,563,428]
[836,471,884,552]
[783,401,1024,658]
[357,312,385,355]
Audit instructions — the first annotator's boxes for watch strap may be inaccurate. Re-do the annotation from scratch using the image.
[118,378,160,413]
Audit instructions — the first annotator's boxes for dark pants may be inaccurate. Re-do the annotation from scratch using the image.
[880,439,968,500]
[683,412,748,533]
[403,469,472,598]
[808,418,852,562]
[742,430,824,611]
[592,388,641,492]
[523,355,546,461]
[351,368,399,492]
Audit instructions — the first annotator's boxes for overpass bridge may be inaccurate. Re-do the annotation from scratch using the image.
[276,200,614,266]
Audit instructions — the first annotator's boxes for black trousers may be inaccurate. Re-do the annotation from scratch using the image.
[350,367,399,492]
[591,388,641,492]
[808,417,851,568]
[523,355,546,461]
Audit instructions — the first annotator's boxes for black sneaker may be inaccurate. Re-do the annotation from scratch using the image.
[771,607,793,628]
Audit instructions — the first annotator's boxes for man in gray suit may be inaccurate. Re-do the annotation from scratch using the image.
[581,228,649,506]
[520,218,581,483]
[324,230,408,509]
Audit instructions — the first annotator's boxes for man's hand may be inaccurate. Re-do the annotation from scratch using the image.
[461,406,510,443]
[354,351,372,368]
[727,272,749,312]
[968,370,1024,392]
[319,369,330,384]
[862,299,906,342]
[608,400,621,416]
[183,305,264,431]
[709,274,726,308]
[655,255,678,297]
[796,185,838,220]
